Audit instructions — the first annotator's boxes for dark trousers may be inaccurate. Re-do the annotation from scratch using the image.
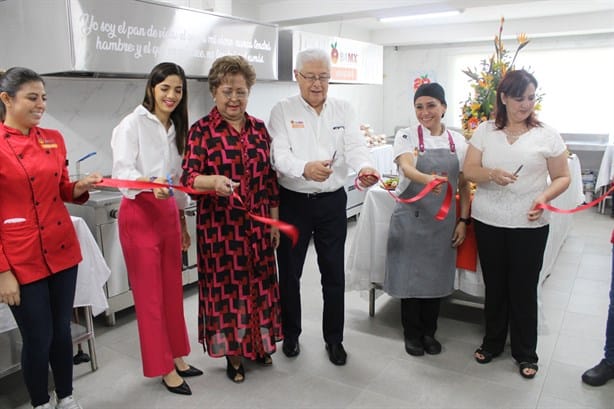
[277,187,347,344]
[10,266,78,407]
[401,297,441,340]
[474,220,548,364]
[605,245,614,363]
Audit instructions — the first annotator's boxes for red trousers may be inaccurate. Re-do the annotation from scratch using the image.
[118,192,190,377]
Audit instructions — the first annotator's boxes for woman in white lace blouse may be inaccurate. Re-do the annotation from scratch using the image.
[463,70,570,379]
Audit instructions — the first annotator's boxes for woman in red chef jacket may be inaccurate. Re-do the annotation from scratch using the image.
[0,67,101,409]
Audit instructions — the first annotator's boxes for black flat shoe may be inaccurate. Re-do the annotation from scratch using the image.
[226,356,245,383]
[474,347,500,364]
[422,336,442,355]
[162,378,192,395]
[175,364,203,377]
[519,362,538,379]
[582,359,614,386]
[282,339,300,357]
[326,343,347,365]
[404,337,425,356]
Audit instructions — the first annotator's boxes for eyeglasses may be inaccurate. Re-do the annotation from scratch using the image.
[219,88,249,100]
[298,72,331,84]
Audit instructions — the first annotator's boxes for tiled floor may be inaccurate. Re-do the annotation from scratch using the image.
[2,210,614,408]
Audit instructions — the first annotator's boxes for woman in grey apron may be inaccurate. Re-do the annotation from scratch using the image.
[384,83,471,356]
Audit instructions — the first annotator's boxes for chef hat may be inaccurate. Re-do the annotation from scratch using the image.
[414,83,447,106]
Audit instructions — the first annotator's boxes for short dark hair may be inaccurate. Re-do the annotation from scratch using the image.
[142,62,188,154]
[0,67,45,122]
[207,55,256,95]
[494,69,542,129]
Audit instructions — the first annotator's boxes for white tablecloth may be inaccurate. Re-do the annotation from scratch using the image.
[596,144,614,190]
[369,144,395,176]
[346,155,584,297]
[0,216,111,333]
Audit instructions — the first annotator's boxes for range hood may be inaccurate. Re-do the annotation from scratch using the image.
[0,0,278,80]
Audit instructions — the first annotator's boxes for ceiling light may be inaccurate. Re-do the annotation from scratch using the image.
[379,10,461,23]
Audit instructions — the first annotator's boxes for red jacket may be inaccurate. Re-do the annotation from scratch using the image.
[0,124,89,284]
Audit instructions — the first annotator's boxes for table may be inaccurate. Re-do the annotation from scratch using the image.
[346,155,584,314]
[0,216,111,374]
[596,145,614,213]
[596,144,614,190]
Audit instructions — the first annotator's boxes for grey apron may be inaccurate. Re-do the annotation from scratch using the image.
[384,127,460,298]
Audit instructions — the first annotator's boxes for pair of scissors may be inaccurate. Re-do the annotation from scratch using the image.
[166,173,174,197]
[328,150,337,168]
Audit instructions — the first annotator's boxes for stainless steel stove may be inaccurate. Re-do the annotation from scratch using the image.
[66,189,198,325]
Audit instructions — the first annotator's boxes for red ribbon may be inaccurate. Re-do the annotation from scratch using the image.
[354,174,453,221]
[96,178,299,246]
[536,184,614,214]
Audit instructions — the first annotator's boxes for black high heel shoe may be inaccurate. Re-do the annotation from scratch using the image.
[175,364,203,377]
[162,378,192,395]
[225,356,245,383]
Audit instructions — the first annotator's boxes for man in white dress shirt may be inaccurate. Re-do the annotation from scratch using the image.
[268,48,379,366]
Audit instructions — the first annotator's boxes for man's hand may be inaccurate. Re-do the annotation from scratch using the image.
[358,167,380,188]
[303,161,333,182]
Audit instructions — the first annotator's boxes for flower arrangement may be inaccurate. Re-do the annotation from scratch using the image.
[460,17,539,138]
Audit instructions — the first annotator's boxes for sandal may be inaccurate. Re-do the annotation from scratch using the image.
[519,362,538,379]
[225,356,245,383]
[255,353,273,366]
[474,348,500,364]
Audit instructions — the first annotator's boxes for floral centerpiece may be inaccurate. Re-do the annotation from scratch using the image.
[460,17,539,138]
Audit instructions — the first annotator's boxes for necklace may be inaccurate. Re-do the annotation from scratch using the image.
[504,126,529,144]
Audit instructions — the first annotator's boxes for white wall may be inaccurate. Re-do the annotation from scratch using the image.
[39,77,382,177]
[383,33,614,137]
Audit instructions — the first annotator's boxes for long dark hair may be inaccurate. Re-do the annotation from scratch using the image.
[142,62,188,154]
[494,69,542,130]
[0,67,45,122]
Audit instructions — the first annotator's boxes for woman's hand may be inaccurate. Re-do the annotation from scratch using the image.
[0,270,20,306]
[151,177,171,200]
[214,175,240,197]
[270,227,280,249]
[73,172,103,198]
[427,174,448,194]
[528,194,548,221]
[181,227,191,251]
[451,222,466,248]
[489,168,517,186]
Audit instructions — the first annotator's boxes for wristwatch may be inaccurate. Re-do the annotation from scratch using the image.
[458,217,472,225]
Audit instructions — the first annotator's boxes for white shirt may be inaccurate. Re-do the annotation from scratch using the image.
[111,105,188,209]
[393,125,467,194]
[268,95,373,193]
[469,120,567,228]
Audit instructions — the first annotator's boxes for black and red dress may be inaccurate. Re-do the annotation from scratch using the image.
[181,107,282,359]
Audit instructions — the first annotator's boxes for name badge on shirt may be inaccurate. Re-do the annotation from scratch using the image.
[38,137,58,149]
[291,120,305,129]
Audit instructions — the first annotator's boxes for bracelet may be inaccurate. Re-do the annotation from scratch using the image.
[150,176,156,182]
[458,217,471,225]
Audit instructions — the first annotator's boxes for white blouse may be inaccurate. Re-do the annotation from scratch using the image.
[469,120,566,228]
[111,105,188,209]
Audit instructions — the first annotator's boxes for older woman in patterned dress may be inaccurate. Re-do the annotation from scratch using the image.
[181,55,282,383]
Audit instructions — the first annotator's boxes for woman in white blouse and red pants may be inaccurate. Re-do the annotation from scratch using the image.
[111,63,202,395]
